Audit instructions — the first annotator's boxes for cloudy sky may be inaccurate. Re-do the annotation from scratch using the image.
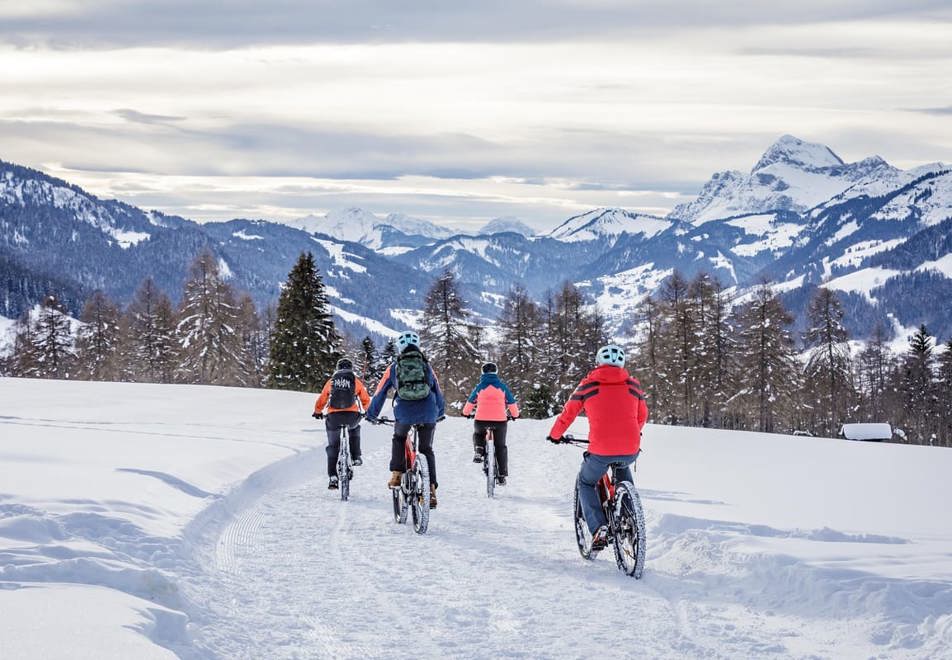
[1,1,950,232]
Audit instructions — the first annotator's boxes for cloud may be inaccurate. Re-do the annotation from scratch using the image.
[2,0,950,48]
[907,106,952,116]
[113,108,186,124]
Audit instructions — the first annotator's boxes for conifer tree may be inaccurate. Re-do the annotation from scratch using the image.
[496,285,544,402]
[419,269,481,409]
[267,252,341,392]
[122,278,179,383]
[357,336,379,384]
[734,283,799,433]
[937,338,952,447]
[176,251,246,386]
[15,295,76,379]
[802,287,853,436]
[378,337,397,375]
[9,310,40,377]
[523,383,555,419]
[901,325,938,444]
[75,290,122,381]
[237,293,267,387]
[854,323,895,423]
[690,273,736,428]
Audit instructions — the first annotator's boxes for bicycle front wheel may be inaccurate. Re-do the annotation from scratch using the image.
[612,481,646,578]
[410,455,430,535]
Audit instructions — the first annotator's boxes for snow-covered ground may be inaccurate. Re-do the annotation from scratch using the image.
[1,378,951,658]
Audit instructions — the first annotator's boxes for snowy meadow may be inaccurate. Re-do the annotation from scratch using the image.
[1,377,950,658]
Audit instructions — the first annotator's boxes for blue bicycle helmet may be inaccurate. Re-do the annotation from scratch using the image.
[396,330,420,352]
[595,344,625,367]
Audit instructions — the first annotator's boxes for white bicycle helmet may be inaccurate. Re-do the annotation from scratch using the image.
[595,344,625,367]
[396,330,420,352]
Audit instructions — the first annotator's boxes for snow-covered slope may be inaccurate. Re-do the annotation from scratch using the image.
[670,135,898,224]
[286,208,453,249]
[480,216,536,236]
[547,207,673,242]
[3,378,951,658]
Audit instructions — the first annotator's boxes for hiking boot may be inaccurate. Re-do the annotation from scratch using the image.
[473,452,483,463]
[352,457,363,467]
[496,476,507,486]
[591,525,610,552]
[387,471,403,488]
[429,484,438,509]
[328,476,339,490]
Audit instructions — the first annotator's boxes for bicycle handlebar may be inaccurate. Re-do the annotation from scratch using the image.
[559,435,590,445]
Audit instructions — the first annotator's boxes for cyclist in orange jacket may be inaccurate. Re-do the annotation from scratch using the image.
[313,358,372,490]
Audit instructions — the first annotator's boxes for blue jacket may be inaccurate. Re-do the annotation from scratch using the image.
[367,356,446,424]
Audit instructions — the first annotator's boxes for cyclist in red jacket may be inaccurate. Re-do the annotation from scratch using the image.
[547,345,648,551]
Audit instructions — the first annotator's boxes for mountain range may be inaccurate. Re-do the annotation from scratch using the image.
[2,134,950,344]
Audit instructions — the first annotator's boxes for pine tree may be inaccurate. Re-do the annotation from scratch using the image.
[122,278,179,383]
[937,338,952,447]
[74,291,122,381]
[734,283,799,433]
[854,323,895,423]
[237,293,267,387]
[632,294,672,423]
[176,251,247,386]
[496,286,544,403]
[19,295,76,379]
[541,282,607,404]
[690,273,736,428]
[378,337,397,374]
[357,336,379,384]
[267,252,341,392]
[901,325,938,444]
[9,310,40,377]
[802,287,853,436]
[523,382,555,419]
[419,269,481,410]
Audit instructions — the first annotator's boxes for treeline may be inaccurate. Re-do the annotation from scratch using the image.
[4,251,950,445]
[624,272,952,446]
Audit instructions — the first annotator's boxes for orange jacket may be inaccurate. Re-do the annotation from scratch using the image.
[314,376,371,414]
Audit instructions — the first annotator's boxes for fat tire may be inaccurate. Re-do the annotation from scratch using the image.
[486,433,495,499]
[411,455,430,535]
[337,428,350,502]
[573,475,595,560]
[612,481,646,578]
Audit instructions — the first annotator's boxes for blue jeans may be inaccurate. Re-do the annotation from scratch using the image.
[578,452,639,534]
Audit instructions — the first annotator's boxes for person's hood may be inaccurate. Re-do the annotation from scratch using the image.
[588,364,630,383]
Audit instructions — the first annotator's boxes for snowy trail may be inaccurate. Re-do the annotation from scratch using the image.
[185,421,699,659]
[181,417,952,659]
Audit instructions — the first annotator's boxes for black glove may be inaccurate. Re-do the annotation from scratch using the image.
[312,412,324,420]
[436,415,446,423]
[547,435,560,444]
[466,414,475,419]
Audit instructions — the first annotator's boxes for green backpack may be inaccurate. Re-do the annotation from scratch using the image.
[395,348,431,401]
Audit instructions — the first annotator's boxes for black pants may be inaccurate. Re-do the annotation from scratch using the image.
[390,423,437,488]
[474,420,509,476]
[326,411,362,477]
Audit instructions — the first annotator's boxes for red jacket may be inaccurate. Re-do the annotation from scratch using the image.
[549,365,648,456]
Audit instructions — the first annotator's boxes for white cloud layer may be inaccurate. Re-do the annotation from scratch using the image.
[1,4,950,230]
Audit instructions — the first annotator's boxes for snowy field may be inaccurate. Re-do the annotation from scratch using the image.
[1,378,951,659]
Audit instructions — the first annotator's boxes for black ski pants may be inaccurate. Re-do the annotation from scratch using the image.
[326,411,362,477]
[390,422,437,488]
[474,420,509,476]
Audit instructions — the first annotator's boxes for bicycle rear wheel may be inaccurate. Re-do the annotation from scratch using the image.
[486,430,495,498]
[573,476,595,560]
[612,481,646,578]
[410,455,430,535]
[337,428,350,502]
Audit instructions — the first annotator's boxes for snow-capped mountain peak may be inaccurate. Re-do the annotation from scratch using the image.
[752,134,844,172]
[284,208,453,249]
[480,216,535,237]
[670,135,900,225]
[547,207,672,243]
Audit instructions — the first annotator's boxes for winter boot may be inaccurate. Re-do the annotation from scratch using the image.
[429,484,438,509]
[472,446,484,463]
[591,525,610,552]
[328,476,339,490]
[352,457,363,467]
[496,475,507,486]
[387,471,403,488]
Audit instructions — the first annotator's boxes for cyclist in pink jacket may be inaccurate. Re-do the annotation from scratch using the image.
[462,362,520,485]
